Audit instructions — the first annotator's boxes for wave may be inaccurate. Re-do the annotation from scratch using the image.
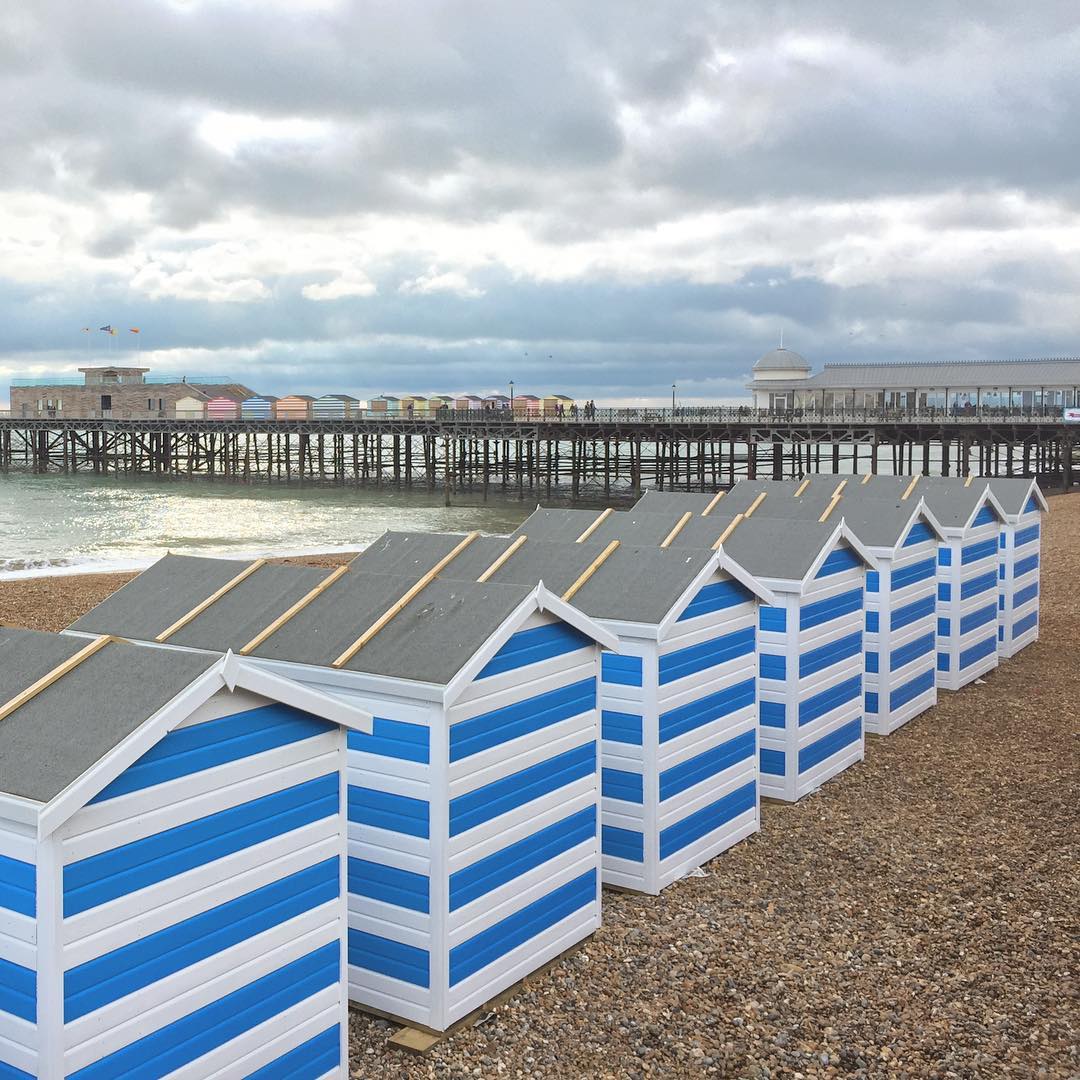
[0,543,366,581]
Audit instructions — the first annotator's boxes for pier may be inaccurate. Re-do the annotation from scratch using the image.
[1,410,1075,497]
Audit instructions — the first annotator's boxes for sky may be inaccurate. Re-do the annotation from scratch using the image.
[2,1,1078,406]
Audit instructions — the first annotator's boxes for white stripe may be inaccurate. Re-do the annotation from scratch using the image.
[0,821,35,864]
[348,906,431,952]
[64,917,340,1071]
[348,822,430,861]
[64,823,339,963]
[345,764,430,802]
[0,920,35,969]
[347,967,432,1027]
[448,657,596,726]
[0,1016,36,1075]
[60,741,338,860]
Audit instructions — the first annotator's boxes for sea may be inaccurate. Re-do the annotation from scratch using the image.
[0,474,531,579]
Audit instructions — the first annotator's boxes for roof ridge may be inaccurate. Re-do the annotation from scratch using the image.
[822,357,1080,369]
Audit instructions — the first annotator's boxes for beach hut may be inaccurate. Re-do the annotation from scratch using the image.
[513,394,541,416]
[313,394,360,420]
[482,394,510,411]
[276,395,315,421]
[241,395,279,420]
[356,531,775,895]
[541,395,574,416]
[0,625,371,1079]
[206,395,241,421]
[174,395,205,421]
[66,554,616,1032]
[980,477,1047,657]
[397,395,428,416]
[454,394,484,411]
[369,395,400,415]
[428,395,454,414]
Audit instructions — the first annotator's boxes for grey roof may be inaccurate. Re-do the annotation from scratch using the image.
[70,554,259,641]
[752,357,1080,390]
[0,628,217,803]
[911,478,995,528]
[980,477,1043,516]
[754,347,810,373]
[590,511,689,545]
[633,490,718,515]
[719,516,860,582]
[511,508,609,542]
[355,531,470,576]
[169,563,334,652]
[832,497,934,548]
[250,572,536,684]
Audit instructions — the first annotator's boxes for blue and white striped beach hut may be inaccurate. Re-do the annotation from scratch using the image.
[357,529,776,895]
[981,477,1047,657]
[0,626,371,1079]
[66,553,616,1033]
[240,395,279,420]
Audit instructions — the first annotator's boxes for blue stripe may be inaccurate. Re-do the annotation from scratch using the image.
[799,630,862,678]
[659,626,755,685]
[659,678,756,743]
[449,870,596,986]
[800,588,863,631]
[450,678,595,760]
[1015,523,1040,547]
[659,781,756,859]
[449,742,596,836]
[798,674,862,726]
[1014,610,1038,637]
[246,1025,339,1080]
[92,705,334,803]
[348,930,428,988]
[602,825,644,862]
[961,570,998,600]
[1015,553,1040,577]
[891,631,935,670]
[999,593,1005,611]
[65,858,339,1021]
[864,691,878,714]
[961,537,998,566]
[1024,495,1040,513]
[999,563,1007,581]
[759,606,787,632]
[892,556,936,591]
[866,571,879,593]
[959,604,996,636]
[960,635,997,670]
[999,625,1004,641]
[601,709,643,745]
[349,717,429,764]
[0,1062,33,1080]
[602,653,643,687]
[937,651,950,672]
[894,593,936,630]
[477,623,592,679]
[865,610,879,633]
[938,546,952,567]
[65,774,339,917]
[902,522,934,547]
[865,651,879,674]
[677,579,753,621]
[760,700,785,728]
[759,652,786,681]
[70,943,338,1080]
[349,858,428,914]
[815,546,862,578]
[450,807,595,911]
[1000,531,1006,549]
[890,668,935,711]
[602,767,644,804]
[0,957,35,1023]
[659,730,755,802]
[798,717,862,774]
[348,785,429,839]
[1014,581,1039,608]
[938,583,951,603]
[0,855,35,918]
[937,617,950,638]
[760,748,785,775]
[971,506,997,527]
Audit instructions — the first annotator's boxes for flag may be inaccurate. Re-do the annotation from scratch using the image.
[99,325,113,334]
[81,327,91,332]
[129,327,140,334]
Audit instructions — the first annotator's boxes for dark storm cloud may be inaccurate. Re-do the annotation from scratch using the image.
[1,1,1078,400]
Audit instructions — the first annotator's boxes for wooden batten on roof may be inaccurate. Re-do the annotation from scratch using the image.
[155,559,267,642]
[562,540,620,602]
[660,512,692,548]
[0,635,114,723]
[239,564,350,655]
[575,508,612,543]
[794,477,811,497]
[743,492,767,518]
[861,473,873,484]
[477,535,527,582]
[701,491,725,516]
[901,475,920,500]
[964,474,974,487]
[818,494,842,522]
[712,514,744,549]
[332,532,480,668]
[831,479,848,498]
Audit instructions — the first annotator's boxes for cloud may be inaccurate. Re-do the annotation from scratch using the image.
[0,1,1078,402]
